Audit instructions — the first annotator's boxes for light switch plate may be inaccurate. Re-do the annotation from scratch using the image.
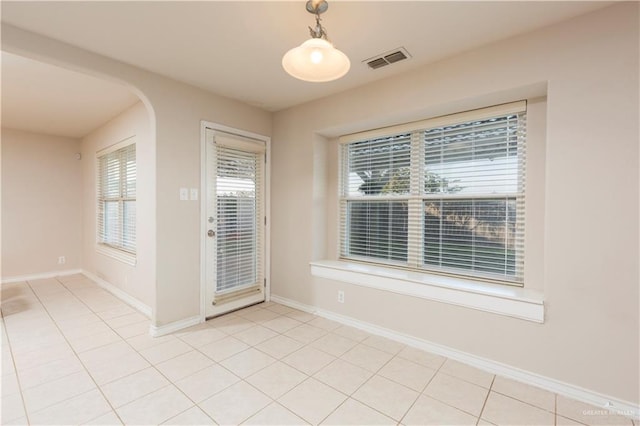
[179,188,189,200]
[190,188,198,201]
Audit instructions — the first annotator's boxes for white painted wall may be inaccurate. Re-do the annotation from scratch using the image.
[2,24,272,326]
[1,129,83,278]
[271,3,639,405]
[81,102,154,308]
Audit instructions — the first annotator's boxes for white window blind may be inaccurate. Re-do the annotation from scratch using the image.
[340,101,526,285]
[97,142,136,255]
[214,141,264,295]
[340,133,412,263]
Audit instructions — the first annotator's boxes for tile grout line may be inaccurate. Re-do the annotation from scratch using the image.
[476,373,497,425]
[0,307,33,425]
[4,280,110,419]
[272,312,600,424]
[234,379,281,424]
[316,342,415,425]
[194,324,309,425]
[116,303,295,424]
[203,313,310,424]
[252,400,313,425]
[397,348,450,425]
[33,276,176,422]
[53,275,229,424]
[274,375,333,425]
[159,343,244,417]
[241,314,456,425]
[26,292,345,423]
[402,358,497,422]
[169,308,298,424]
[22,276,127,425]
[53,278,216,424]
[230,320,342,422]
[212,309,358,425]
[490,385,559,416]
[316,395,352,425]
[11,286,557,426]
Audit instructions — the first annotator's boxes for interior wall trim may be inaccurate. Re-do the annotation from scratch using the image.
[1,269,83,284]
[82,270,152,318]
[149,315,201,337]
[2,269,155,333]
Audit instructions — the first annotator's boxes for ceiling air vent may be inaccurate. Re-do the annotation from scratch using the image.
[363,47,411,70]
[367,57,388,70]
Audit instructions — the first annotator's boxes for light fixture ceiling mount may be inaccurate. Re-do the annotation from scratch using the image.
[306,0,328,15]
[282,0,350,83]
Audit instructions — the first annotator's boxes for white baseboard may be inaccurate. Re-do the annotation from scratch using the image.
[271,294,639,420]
[271,295,316,314]
[1,269,83,284]
[82,270,152,318]
[150,315,202,337]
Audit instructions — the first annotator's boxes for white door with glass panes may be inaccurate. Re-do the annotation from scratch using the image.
[205,128,266,318]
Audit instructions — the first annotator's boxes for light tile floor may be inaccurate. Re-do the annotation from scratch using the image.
[0,274,635,425]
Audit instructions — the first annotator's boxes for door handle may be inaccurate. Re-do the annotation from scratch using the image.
[208,230,215,237]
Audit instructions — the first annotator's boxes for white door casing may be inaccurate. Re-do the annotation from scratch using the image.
[201,124,270,319]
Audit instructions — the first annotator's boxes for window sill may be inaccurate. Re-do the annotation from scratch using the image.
[96,245,137,266]
[309,260,544,323]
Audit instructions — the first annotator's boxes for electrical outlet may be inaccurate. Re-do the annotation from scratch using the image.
[337,290,345,303]
[58,256,66,265]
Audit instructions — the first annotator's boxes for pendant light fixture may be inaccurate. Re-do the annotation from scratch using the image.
[282,0,350,82]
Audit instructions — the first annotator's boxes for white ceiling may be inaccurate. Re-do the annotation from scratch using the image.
[1,52,139,138]
[2,1,610,117]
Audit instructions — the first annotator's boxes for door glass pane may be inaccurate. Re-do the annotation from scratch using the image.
[216,147,258,293]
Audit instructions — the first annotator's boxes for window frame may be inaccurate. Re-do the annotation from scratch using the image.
[338,101,526,286]
[96,137,137,265]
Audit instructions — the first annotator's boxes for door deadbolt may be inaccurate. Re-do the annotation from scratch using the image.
[207,230,215,237]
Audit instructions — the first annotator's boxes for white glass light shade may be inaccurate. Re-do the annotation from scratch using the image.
[282,38,350,82]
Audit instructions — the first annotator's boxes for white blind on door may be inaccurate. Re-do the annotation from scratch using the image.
[214,134,264,295]
[97,142,136,254]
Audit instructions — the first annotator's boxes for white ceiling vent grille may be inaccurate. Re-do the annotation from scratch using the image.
[363,47,411,70]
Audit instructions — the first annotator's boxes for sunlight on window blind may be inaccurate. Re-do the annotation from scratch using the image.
[340,103,526,284]
[97,143,136,254]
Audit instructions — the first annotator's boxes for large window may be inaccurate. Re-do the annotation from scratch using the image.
[97,141,136,258]
[339,102,526,285]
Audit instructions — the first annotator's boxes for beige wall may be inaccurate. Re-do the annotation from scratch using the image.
[150,85,271,325]
[2,1,636,406]
[81,102,154,308]
[2,24,272,326]
[1,129,82,277]
[272,3,639,405]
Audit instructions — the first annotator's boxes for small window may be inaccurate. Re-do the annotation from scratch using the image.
[97,141,136,256]
[339,102,526,285]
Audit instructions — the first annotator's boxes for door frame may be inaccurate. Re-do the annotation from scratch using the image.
[199,120,271,322]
